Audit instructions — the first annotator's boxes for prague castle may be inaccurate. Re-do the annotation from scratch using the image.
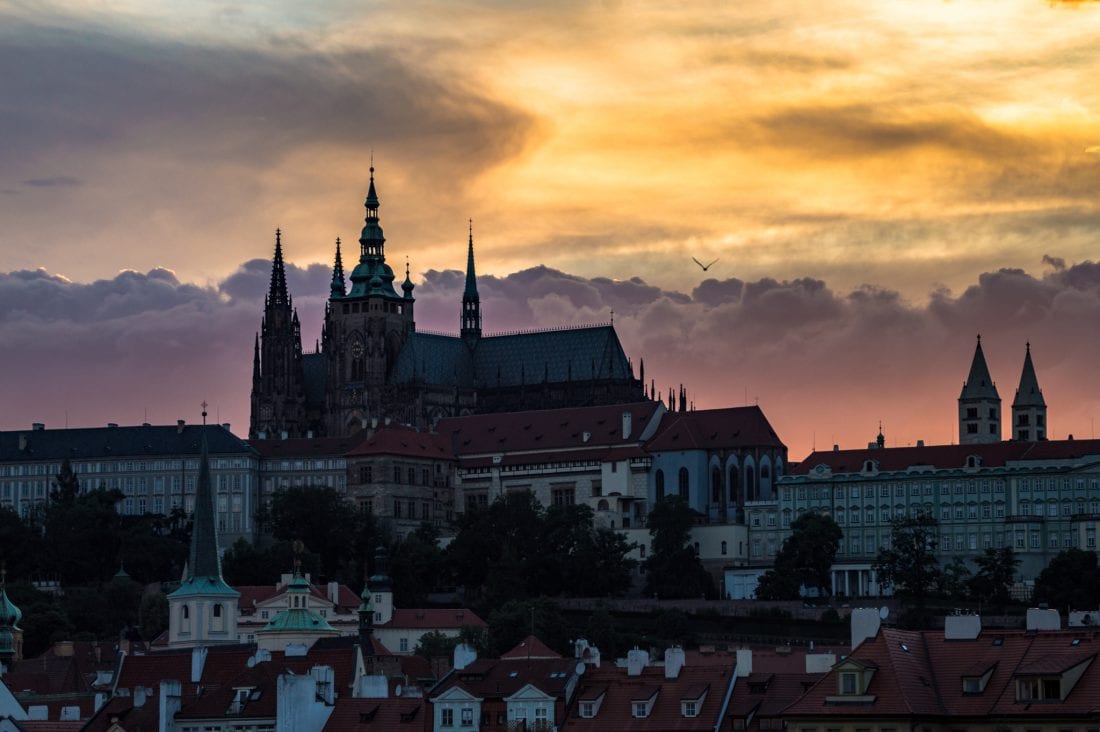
[249,166,644,439]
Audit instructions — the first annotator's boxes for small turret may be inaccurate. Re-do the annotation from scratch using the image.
[330,238,346,299]
[402,259,415,299]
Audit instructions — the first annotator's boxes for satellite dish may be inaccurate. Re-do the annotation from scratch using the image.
[575,662,586,676]
[879,606,890,621]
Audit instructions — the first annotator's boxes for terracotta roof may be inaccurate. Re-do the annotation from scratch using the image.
[248,434,365,458]
[644,407,786,452]
[790,437,1100,475]
[235,581,359,616]
[438,402,662,456]
[783,628,1100,720]
[562,664,733,731]
[500,635,562,660]
[322,697,426,730]
[345,425,453,459]
[432,657,577,701]
[383,608,485,630]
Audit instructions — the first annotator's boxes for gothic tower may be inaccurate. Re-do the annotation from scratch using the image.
[323,165,415,436]
[250,230,308,438]
[1012,342,1047,441]
[168,422,239,648]
[959,335,1001,444]
[461,221,481,347]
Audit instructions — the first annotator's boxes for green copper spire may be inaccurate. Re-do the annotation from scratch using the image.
[461,220,481,342]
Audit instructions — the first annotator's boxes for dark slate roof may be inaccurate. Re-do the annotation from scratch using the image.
[0,424,254,463]
[302,352,328,407]
[644,406,786,452]
[960,338,999,401]
[391,325,633,388]
[1013,345,1046,408]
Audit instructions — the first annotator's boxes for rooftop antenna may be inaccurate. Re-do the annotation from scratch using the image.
[201,400,208,426]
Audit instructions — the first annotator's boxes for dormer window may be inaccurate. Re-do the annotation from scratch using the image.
[961,662,996,694]
[966,455,981,469]
[863,460,877,474]
[681,685,708,718]
[1014,655,1093,702]
[841,672,859,694]
[633,702,649,719]
[683,700,698,718]
[580,702,595,718]
[1017,676,1061,701]
[827,659,877,702]
[632,689,658,719]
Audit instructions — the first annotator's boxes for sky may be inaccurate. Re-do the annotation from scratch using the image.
[3,0,1100,459]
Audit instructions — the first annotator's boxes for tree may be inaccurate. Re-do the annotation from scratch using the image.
[487,597,573,657]
[266,486,380,582]
[390,527,445,607]
[51,458,80,504]
[756,513,842,600]
[968,547,1018,610]
[939,557,972,601]
[873,515,941,626]
[642,497,715,599]
[139,591,169,642]
[1033,548,1100,613]
[413,630,459,661]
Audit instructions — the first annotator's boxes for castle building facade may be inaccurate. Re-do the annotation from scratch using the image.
[249,167,644,439]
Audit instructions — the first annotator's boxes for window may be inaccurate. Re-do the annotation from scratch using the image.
[461,707,474,726]
[840,672,858,694]
[683,701,698,718]
[399,638,408,652]
[552,487,576,506]
[441,708,453,726]
[678,467,689,499]
[655,470,665,500]
[580,702,595,718]
[633,702,649,719]
[721,541,728,556]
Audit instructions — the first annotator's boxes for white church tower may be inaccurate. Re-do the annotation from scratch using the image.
[168,417,240,648]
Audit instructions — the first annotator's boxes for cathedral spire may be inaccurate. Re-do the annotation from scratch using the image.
[958,335,1001,444]
[1012,341,1047,441]
[330,238,346,298]
[359,162,385,260]
[461,219,482,344]
[252,333,260,384]
[269,229,289,306]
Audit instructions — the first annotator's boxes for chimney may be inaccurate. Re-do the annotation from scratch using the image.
[328,581,340,605]
[177,419,185,434]
[306,430,314,438]
[31,422,44,431]
[18,434,27,451]
[53,640,74,657]
[664,646,685,679]
[191,646,208,683]
[622,411,633,440]
[453,643,478,671]
[833,444,839,452]
[582,431,591,443]
[257,430,267,440]
[310,665,336,706]
[626,648,649,676]
[107,423,118,428]
[944,614,981,640]
[735,648,752,677]
[917,439,925,447]
[1026,607,1061,631]
[222,423,231,431]
[805,652,837,673]
[280,431,288,440]
[134,686,147,708]
[159,680,182,731]
[850,607,882,649]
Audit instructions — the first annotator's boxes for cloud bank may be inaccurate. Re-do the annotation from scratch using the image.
[4,257,1100,459]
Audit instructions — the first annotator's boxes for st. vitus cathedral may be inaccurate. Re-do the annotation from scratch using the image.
[250,166,645,438]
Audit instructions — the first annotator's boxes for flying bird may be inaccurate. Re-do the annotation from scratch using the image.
[692,257,719,272]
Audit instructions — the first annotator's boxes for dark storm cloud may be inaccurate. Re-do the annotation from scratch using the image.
[6,256,1100,453]
[0,16,533,177]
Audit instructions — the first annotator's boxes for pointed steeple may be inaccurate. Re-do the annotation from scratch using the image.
[960,335,999,400]
[269,229,289,306]
[187,423,224,582]
[359,161,385,260]
[252,333,260,384]
[1013,342,1045,408]
[958,335,1002,445]
[330,238,346,298]
[461,220,482,344]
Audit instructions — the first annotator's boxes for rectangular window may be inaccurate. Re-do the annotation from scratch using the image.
[441,708,453,726]
[399,638,408,652]
[633,703,648,719]
[552,487,576,506]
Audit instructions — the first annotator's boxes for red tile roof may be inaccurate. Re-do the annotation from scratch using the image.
[384,608,485,630]
[345,425,453,459]
[562,664,734,731]
[438,402,662,456]
[791,437,1100,475]
[323,697,427,730]
[501,636,562,660]
[432,657,578,701]
[644,407,785,452]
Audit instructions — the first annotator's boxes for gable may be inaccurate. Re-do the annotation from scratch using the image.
[504,683,556,703]
[430,685,482,704]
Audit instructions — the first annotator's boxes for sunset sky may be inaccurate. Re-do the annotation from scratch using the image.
[3,0,1100,458]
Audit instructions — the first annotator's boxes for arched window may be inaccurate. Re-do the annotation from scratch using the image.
[655,469,665,500]
[678,467,689,499]
[744,464,756,501]
[213,603,222,617]
[759,458,773,500]
[728,464,740,503]
[212,603,224,631]
[180,605,190,633]
[721,540,728,556]
[692,541,700,555]
[597,499,609,512]
[711,467,722,503]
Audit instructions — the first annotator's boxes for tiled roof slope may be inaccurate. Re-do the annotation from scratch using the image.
[432,656,577,701]
[322,697,426,730]
[437,401,661,456]
[247,434,365,457]
[791,438,1100,475]
[644,406,785,451]
[784,628,1100,720]
[346,425,453,459]
[0,424,254,462]
[561,664,732,731]
[500,635,562,660]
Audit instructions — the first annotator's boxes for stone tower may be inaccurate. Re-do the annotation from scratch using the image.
[1012,342,1047,441]
[323,165,415,436]
[250,230,308,438]
[959,335,1001,444]
[168,422,240,648]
